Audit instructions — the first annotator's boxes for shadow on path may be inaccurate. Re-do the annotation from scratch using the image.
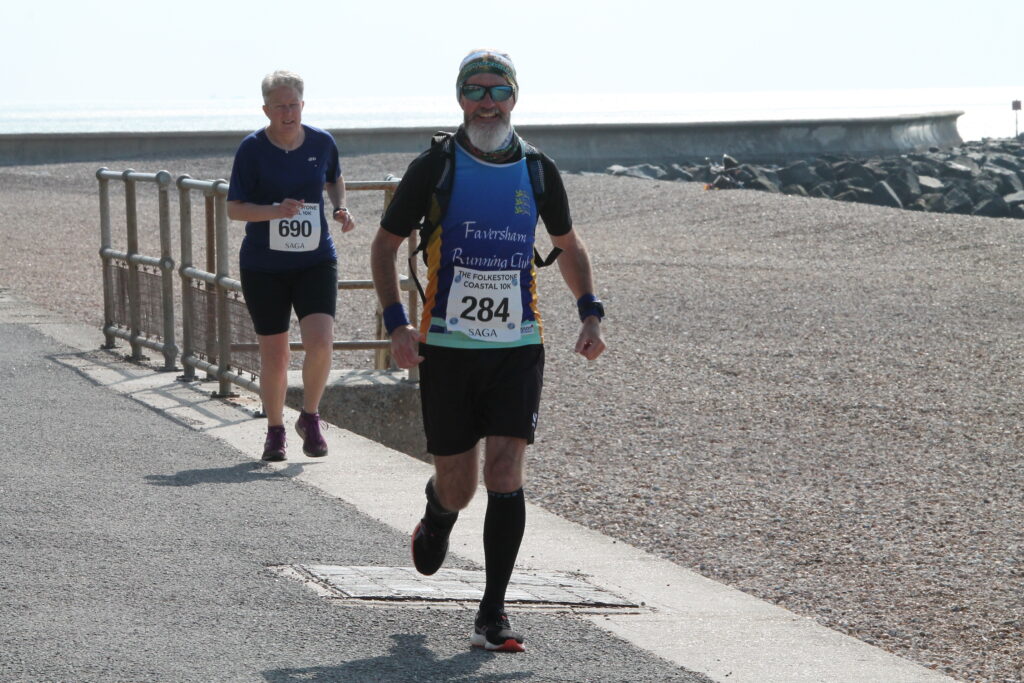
[145,460,318,486]
[263,634,534,682]
[50,350,258,432]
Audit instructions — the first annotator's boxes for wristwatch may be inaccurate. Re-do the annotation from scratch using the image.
[577,294,605,322]
[332,206,348,215]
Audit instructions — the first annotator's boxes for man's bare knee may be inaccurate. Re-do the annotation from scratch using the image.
[483,437,526,493]
[433,448,479,510]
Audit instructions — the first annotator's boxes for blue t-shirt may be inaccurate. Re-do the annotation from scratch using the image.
[228,125,341,272]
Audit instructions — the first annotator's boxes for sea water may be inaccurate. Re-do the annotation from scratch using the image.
[1,86,1019,143]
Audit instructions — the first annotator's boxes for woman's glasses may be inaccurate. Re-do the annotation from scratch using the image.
[460,84,514,102]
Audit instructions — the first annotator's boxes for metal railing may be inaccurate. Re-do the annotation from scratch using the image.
[99,168,417,398]
[97,168,178,370]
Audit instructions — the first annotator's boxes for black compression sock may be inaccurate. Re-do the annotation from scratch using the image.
[424,478,458,529]
[480,487,526,612]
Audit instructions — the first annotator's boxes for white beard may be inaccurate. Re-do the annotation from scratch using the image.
[465,117,513,152]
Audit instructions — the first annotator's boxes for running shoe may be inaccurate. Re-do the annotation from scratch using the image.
[295,411,328,458]
[411,516,451,576]
[262,425,287,462]
[471,608,525,653]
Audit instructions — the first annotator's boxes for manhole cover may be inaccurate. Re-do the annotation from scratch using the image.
[275,565,639,609]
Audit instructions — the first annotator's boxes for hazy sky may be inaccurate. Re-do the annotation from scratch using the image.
[3,0,1020,104]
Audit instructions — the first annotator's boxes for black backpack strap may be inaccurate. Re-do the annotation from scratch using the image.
[533,246,562,267]
[409,132,456,302]
[409,135,560,304]
[523,141,561,267]
[432,131,456,198]
[523,141,546,203]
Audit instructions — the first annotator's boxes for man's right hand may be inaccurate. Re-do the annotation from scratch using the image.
[390,325,425,368]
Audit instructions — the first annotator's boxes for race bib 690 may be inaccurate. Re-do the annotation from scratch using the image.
[270,203,320,252]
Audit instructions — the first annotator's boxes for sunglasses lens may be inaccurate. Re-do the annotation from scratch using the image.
[491,86,513,102]
[461,85,485,101]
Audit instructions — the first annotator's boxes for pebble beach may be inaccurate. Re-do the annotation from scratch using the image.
[1,147,1022,682]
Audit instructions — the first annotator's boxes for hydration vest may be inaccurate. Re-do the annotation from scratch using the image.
[409,131,562,302]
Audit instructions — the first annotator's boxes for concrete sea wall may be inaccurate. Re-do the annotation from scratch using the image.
[0,112,964,171]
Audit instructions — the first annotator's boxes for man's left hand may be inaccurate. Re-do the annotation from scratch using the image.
[575,317,605,360]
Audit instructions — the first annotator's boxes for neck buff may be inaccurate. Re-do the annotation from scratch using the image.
[455,124,521,163]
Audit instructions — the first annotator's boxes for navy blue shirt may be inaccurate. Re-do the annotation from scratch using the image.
[228,125,341,271]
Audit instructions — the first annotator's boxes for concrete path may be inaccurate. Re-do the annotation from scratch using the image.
[0,289,953,682]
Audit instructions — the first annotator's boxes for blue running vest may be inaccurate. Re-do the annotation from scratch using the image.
[421,143,544,349]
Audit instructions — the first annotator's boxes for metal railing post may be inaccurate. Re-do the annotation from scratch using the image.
[213,180,235,397]
[204,194,216,275]
[156,171,178,370]
[177,174,197,381]
[203,193,218,377]
[97,168,116,349]
[123,169,143,360]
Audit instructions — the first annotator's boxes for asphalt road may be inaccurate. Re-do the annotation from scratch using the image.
[0,316,705,682]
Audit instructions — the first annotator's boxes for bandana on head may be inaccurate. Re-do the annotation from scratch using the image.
[456,49,518,102]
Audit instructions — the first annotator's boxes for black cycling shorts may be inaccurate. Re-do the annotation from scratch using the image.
[239,260,338,336]
[418,344,544,456]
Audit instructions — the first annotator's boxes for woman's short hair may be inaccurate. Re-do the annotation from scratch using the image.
[261,70,304,104]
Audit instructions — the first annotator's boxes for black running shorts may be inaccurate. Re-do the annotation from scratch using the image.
[418,344,544,456]
[240,260,338,336]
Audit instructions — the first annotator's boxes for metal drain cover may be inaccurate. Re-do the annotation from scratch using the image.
[278,565,639,609]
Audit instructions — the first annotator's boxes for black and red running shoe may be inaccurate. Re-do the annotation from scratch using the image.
[471,609,525,653]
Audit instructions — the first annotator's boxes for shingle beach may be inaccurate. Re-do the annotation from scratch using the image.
[2,148,1021,682]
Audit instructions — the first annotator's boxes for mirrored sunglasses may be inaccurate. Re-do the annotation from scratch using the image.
[460,84,515,102]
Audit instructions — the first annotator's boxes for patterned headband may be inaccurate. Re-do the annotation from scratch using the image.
[456,50,518,101]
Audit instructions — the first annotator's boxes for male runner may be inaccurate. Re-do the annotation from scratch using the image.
[370,49,606,652]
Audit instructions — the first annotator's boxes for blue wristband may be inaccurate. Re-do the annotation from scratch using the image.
[577,293,605,322]
[382,302,410,335]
